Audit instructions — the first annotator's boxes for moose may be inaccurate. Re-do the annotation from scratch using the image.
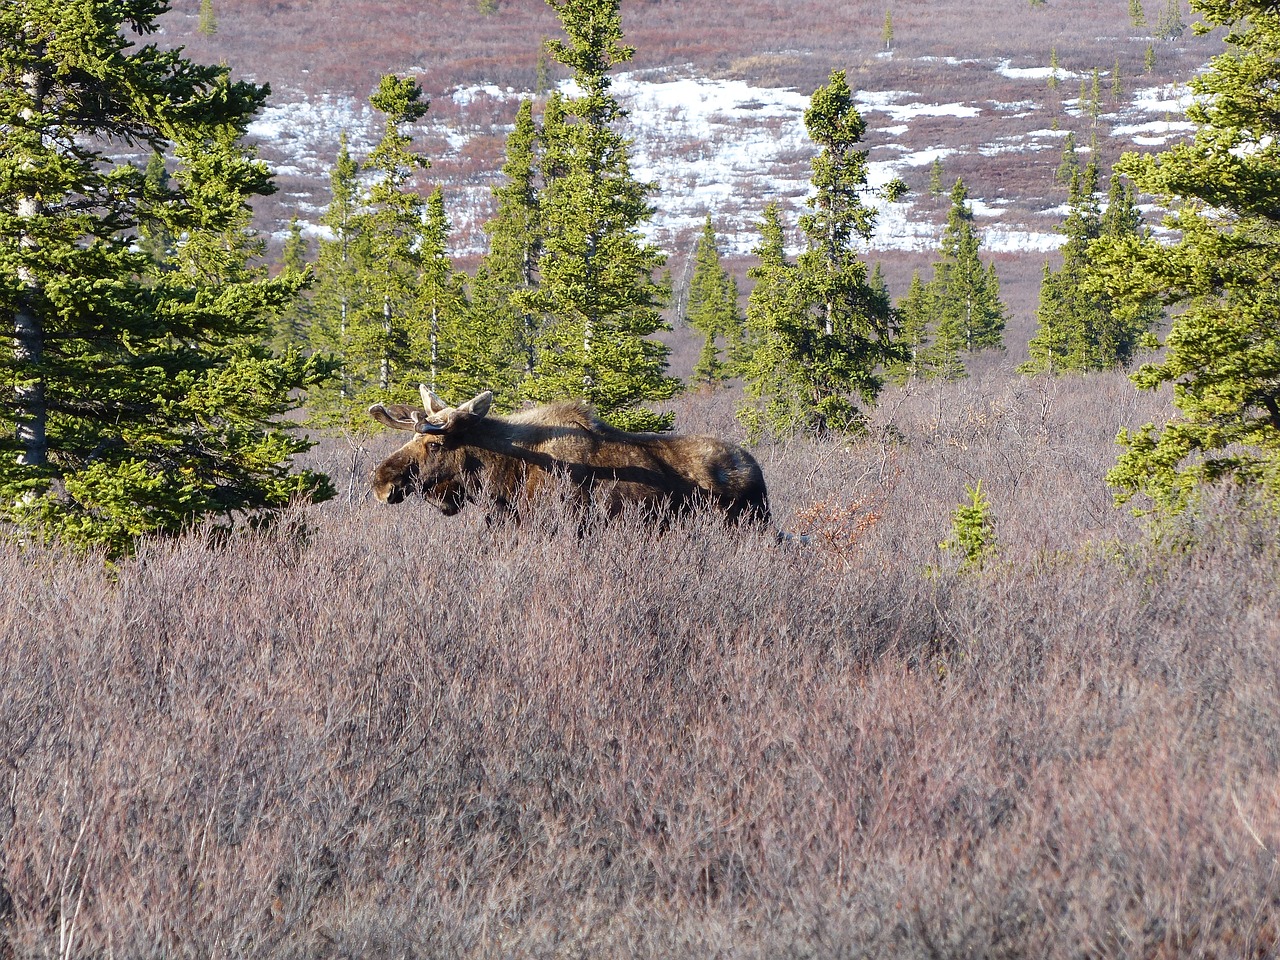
[369,387,770,525]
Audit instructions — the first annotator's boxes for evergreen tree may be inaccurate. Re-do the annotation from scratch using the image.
[471,98,543,408]
[686,216,742,385]
[736,203,811,440]
[340,75,431,419]
[887,270,933,383]
[523,0,679,432]
[534,39,553,97]
[868,262,890,305]
[928,157,945,198]
[308,134,364,419]
[1025,163,1158,374]
[1056,131,1080,186]
[924,178,1006,377]
[739,70,905,438]
[136,149,176,269]
[269,218,313,355]
[1096,0,1280,512]
[1112,56,1124,103]
[1145,43,1157,72]
[198,0,217,36]
[882,10,894,51]
[1087,66,1103,130]
[1155,0,1185,39]
[1024,163,1102,374]
[1047,46,1061,91]
[1024,260,1068,374]
[1130,0,1148,28]
[0,0,332,554]
[409,188,472,399]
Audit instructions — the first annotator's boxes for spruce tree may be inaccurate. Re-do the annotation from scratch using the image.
[686,216,742,385]
[471,98,543,409]
[409,188,472,399]
[1088,66,1103,131]
[523,0,679,431]
[137,150,176,269]
[924,178,1006,378]
[308,134,364,420]
[1056,131,1080,186]
[868,262,890,306]
[736,203,811,440]
[1025,163,1159,375]
[269,218,313,355]
[1024,163,1102,374]
[326,75,432,423]
[739,70,905,438]
[534,40,553,97]
[198,0,217,36]
[1097,0,1280,512]
[1156,0,1185,39]
[0,0,333,555]
[888,270,933,384]
[929,157,945,198]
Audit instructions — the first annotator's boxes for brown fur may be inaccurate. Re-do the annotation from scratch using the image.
[369,390,770,525]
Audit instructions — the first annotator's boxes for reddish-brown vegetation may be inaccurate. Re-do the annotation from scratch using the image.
[4,372,1280,957]
[3,7,1269,955]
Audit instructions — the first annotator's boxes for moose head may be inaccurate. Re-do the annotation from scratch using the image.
[368,387,493,510]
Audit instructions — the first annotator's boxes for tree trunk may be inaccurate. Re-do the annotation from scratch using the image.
[338,295,349,400]
[380,295,391,392]
[429,300,439,393]
[15,58,48,468]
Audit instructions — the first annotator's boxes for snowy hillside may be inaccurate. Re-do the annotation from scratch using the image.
[247,55,1198,260]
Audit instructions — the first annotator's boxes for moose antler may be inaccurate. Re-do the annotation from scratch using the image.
[420,385,450,414]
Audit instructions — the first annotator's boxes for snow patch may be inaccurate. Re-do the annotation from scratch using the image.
[996,59,1081,82]
[246,55,1201,261]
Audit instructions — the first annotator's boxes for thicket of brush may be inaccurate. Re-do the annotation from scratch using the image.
[4,368,1280,959]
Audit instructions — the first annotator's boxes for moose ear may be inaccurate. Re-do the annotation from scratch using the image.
[419,385,450,414]
[458,391,493,419]
[369,403,423,431]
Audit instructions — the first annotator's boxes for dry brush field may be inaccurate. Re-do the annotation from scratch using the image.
[5,368,1280,958]
[4,2,1276,956]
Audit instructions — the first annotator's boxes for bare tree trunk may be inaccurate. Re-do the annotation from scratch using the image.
[522,245,537,377]
[14,297,46,468]
[15,58,48,468]
[338,295,349,400]
[429,300,439,393]
[380,295,391,392]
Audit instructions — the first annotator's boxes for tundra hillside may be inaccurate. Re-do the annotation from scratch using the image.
[4,376,1280,957]
[171,0,1219,268]
[5,0,1280,957]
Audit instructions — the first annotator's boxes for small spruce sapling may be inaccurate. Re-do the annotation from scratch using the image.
[940,481,997,571]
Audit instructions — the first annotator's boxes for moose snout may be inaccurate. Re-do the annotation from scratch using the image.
[371,464,408,504]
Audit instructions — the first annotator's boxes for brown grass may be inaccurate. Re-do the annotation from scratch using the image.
[12,8,1268,955]
[5,368,1280,958]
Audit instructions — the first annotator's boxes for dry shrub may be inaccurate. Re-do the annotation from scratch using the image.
[4,364,1280,958]
[795,496,883,571]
